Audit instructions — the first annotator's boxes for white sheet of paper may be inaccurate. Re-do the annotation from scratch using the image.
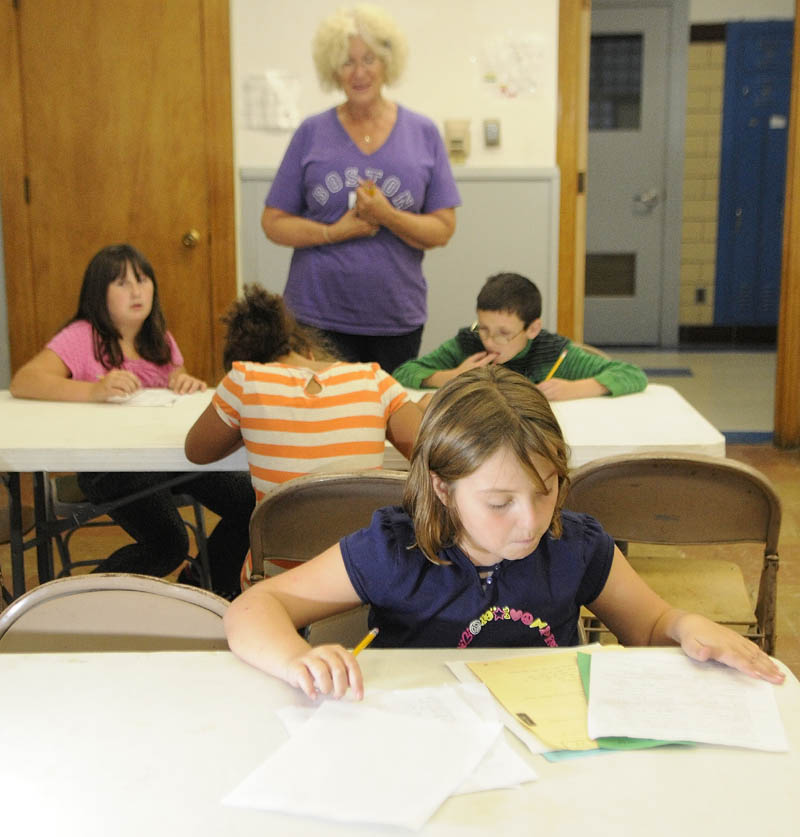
[447,660,551,753]
[276,684,537,795]
[587,650,789,751]
[107,388,179,407]
[224,700,503,830]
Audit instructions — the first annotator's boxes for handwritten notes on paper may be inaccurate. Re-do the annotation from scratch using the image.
[467,652,597,751]
[587,650,789,752]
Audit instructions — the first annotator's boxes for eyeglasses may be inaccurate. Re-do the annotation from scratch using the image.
[470,321,526,346]
[340,53,378,73]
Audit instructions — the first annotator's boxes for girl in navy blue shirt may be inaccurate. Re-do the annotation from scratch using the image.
[225,366,784,698]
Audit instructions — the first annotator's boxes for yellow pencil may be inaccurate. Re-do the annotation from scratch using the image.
[352,627,379,656]
[543,349,568,381]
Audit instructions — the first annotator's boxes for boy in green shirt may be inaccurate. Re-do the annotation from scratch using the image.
[393,272,647,399]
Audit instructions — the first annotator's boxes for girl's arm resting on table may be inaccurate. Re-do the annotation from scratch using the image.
[224,543,366,698]
[589,547,784,684]
[386,401,423,459]
[9,348,139,402]
[184,402,244,463]
[168,366,207,394]
[261,206,377,248]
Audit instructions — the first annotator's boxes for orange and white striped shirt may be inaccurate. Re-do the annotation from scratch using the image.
[212,360,409,502]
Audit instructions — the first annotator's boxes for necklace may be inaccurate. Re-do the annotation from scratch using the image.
[340,101,387,146]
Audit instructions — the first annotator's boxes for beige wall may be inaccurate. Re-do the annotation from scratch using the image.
[680,40,725,326]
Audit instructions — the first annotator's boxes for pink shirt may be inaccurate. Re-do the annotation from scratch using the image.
[46,320,183,387]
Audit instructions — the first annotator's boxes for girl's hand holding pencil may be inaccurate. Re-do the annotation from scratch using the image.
[285,629,377,702]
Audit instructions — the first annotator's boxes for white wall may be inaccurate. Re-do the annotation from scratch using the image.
[231,0,559,169]
[690,0,794,22]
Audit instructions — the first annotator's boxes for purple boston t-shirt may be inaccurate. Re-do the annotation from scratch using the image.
[266,106,461,336]
[46,320,183,387]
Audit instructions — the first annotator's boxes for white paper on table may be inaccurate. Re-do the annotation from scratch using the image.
[107,388,179,407]
[276,684,537,795]
[447,660,551,753]
[224,700,503,830]
[587,649,789,752]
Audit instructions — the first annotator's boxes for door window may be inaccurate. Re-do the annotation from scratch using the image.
[589,34,643,130]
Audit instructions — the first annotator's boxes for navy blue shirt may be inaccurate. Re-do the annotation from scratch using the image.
[340,507,614,649]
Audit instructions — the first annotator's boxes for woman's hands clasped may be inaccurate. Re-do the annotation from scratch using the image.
[354,180,392,229]
[329,208,379,243]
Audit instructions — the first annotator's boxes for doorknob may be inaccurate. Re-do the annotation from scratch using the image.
[632,189,660,213]
[182,229,201,248]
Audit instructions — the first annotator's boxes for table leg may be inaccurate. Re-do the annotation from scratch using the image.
[32,472,54,585]
[6,472,26,600]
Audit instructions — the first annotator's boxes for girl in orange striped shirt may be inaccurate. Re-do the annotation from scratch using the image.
[185,286,422,585]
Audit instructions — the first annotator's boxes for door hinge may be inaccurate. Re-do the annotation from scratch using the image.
[577,171,586,194]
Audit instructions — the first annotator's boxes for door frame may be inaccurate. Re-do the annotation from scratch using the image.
[0,0,236,375]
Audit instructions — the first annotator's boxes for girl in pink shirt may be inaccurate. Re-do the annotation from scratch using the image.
[11,244,254,596]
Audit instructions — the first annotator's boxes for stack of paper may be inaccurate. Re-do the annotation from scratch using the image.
[586,649,789,752]
[223,683,537,831]
[461,648,788,755]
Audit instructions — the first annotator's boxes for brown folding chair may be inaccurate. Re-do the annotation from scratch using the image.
[248,470,407,646]
[564,452,781,654]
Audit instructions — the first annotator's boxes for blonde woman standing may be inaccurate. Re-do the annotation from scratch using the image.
[262,4,460,373]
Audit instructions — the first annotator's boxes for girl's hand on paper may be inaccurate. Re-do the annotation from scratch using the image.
[285,644,364,701]
[92,369,141,402]
[168,371,207,395]
[672,612,785,684]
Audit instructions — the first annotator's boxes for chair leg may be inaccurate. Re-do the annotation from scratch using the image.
[755,554,779,656]
[181,498,212,590]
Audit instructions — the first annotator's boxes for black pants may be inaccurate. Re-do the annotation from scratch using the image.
[303,325,423,374]
[77,470,255,596]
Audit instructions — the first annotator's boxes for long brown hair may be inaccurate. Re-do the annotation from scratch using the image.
[403,366,570,563]
[70,244,171,369]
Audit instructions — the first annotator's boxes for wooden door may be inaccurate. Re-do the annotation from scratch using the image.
[0,0,235,384]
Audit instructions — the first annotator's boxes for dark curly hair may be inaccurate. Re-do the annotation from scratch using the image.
[221,285,335,370]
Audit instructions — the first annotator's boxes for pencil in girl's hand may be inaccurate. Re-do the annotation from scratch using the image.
[352,627,379,656]
[543,349,568,381]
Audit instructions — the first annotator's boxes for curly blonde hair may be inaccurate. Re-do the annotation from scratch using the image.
[312,4,408,92]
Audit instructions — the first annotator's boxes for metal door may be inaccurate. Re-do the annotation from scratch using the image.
[715,21,793,327]
[584,5,670,345]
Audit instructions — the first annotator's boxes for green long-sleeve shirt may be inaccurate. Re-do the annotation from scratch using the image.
[393,328,647,396]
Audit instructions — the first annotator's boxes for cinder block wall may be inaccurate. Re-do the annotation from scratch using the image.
[680,40,725,326]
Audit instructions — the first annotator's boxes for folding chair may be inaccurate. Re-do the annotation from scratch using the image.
[46,473,212,588]
[0,573,229,652]
[564,452,781,654]
[249,470,407,646]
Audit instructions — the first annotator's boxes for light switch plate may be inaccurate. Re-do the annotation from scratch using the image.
[484,119,501,147]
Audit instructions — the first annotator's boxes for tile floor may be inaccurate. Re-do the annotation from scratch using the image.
[2,350,799,678]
